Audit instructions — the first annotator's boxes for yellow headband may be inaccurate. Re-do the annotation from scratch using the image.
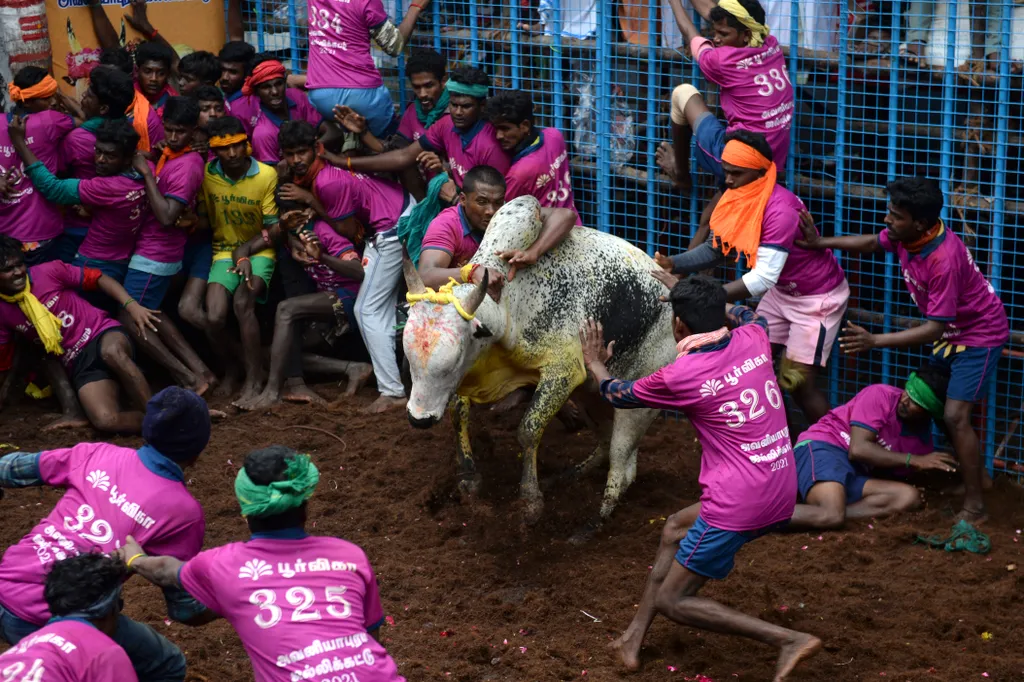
[717,0,770,47]
[209,133,249,148]
[406,278,476,321]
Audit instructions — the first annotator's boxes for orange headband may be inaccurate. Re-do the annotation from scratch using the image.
[209,133,249,148]
[720,139,772,171]
[241,61,287,96]
[7,75,58,103]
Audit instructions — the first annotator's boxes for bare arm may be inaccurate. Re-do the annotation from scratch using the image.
[689,0,717,21]
[326,141,423,174]
[417,249,458,289]
[226,0,244,40]
[665,0,702,43]
[134,155,186,227]
[690,189,722,249]
[495,207,576,281]
[129,554,185,589]
[840,319,946,355]
[848,426,958,472]
[87,0,120,50]
[124,0,179,72]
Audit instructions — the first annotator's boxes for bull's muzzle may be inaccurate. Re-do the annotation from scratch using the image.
[408,411,441,429]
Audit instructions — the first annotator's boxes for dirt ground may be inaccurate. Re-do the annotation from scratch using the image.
[1,385,1022,682]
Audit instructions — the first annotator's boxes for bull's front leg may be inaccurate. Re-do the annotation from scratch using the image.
[449,395,480,495]
[518,366,584,525]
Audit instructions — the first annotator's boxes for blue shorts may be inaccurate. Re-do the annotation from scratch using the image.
[930,344,1003,403]
[676,515,784,580]
[72,254,129,282]
[123,268,174,309]
[53,229,86,264]
[794,440,869,503]
[693,112,726,183]
[308,85,397,138]
[182,239,213,281]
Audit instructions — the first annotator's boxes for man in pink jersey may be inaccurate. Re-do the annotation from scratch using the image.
[125,97,216,395]
[218,41,260,135]
[276,120,415,413]
[0,553,138,682]
[0,387,214,680]
[660,0,792,191]
[418,165,576,297]
[654,132,848,425]
[1,68,75,265]
[118,445,405,682]
[484,90,581,225]
[12,118,149,292]
[245,57,323,165]
[798,176,1009,524]
[581,275,820,679]
[396,48,448,144]
[789,364,959,530]
[0,237,158,433]
[332,67,511,196]
[52,66,137,264]
[304,0,430,137]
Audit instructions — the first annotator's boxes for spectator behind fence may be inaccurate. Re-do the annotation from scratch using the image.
[304,0,433,137]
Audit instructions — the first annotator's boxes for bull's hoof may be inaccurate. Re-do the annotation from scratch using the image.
[568,517,603,545]
[456,473,482,497]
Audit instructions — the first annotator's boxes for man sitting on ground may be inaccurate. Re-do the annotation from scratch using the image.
[789,365,959,530]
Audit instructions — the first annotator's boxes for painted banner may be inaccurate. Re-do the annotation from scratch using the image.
[45,0,225,97]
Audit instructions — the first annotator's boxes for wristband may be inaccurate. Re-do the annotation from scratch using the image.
[905,453,912,468]
[121,297,136,310]
[347,156,353,171]
[126,553,146,569]
[460,263,474,283]
[146,28,159,40]
[410,3,424,8]
[235,256,251,268]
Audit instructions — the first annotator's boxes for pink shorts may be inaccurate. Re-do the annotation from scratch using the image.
[757,280,850,367]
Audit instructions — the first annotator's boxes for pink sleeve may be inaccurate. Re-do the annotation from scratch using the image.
[362,563,385,629]
[478,138,511,175]
[160,161,204,205]
[46,261,86,290]
[77,177,106,207]
[84,646,139,682]
[691,36,713,60]
[147,109,165,147]
[503,166,532,202]
[877,230,896,253]
[38,444,89,487]
[630,365,691,410]
[364,0,388,28]
[420,215,458,255]
[315,222,355,257]
[320,177,357,221]
[422,118,446,152]
[179,548,224,613]
[846,386,889,433]
[396,105,418,140]
[759,200,799,251]
[924,264,958,321]
[144,503,205,561]
[696,41,724,82]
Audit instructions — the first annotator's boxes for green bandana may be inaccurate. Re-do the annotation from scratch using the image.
[235,454,320,518]
[446,81,488,100]
[80,117,107,133]
[416,87,449,129]
[905,372,945,420]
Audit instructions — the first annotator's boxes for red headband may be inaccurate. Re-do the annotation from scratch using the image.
[242,60,287,96]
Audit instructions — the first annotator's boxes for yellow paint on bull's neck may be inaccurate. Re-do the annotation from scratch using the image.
[457,331,587,405]
[407,278,476,321]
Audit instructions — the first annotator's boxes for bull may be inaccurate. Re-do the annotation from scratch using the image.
[402,196,676,527]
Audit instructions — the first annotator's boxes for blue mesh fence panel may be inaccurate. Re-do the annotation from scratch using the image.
[240,0,1024,474]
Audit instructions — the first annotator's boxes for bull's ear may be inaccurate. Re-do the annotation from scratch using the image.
[472,322,492,339]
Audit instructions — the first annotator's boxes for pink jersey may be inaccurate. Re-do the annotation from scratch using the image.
[77,174,149,261]
[314,165,405,236]
[61,127,98,180]
[179,534,404,682]
[878,227,1008,348]
[307,220,361,294]
[305,0,390,90]
[799,384,933,457]
[225,91,260,136]
[144,108,166,149]
[631,324,796,531]
[695,36,793,172]
[0,443,205,624]
[396,103,425,142]
[421,116,510,188]
[420,206,481,267]
[758,185,845,297]
[0,262,119,369]
[134,152,205,263]
[506,128,581,225]
[251,90,323,165]
[0,618,138,682]
[0,111,75,243]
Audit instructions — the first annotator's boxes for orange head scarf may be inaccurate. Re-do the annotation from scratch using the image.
[709,139,777,267]
[7,75,58,103]
[242,60,287,97]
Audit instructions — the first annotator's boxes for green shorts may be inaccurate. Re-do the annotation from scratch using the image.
[208,256,275,301]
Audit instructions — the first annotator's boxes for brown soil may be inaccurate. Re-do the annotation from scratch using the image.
[1,386,1023,682]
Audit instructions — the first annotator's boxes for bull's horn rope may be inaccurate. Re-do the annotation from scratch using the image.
[406,278,476,321]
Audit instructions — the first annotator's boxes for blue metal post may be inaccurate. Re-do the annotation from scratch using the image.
[643,0,657,254]
[785,0,798,190]
[551,8,564,131]
[595,0,609,233]
[287,0,299,69]
[831,0,849,401]
[687,5,701,241]
[432,0,441,52]
[469,0,479,66]
[396,4,406,108]
[938,0,958,210]
[510,1,521,90]
[255,0,266,52]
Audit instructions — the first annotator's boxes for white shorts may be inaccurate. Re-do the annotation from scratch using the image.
[757,280,850,367]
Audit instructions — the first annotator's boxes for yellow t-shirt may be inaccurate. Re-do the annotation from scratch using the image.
[198,157,278,261]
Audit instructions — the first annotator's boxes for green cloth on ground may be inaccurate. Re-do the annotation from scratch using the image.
[915,519,990,554]
[398,172,451,267]
[235,453,320,518]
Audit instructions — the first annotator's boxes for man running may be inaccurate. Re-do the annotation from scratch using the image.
[581,275,819,680]
[117,445,405,682]
[0,386,214,680]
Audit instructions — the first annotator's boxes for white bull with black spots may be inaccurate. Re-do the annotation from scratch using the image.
[402,196,676,528]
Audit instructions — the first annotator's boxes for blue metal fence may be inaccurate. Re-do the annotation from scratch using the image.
[242,0,1024,472]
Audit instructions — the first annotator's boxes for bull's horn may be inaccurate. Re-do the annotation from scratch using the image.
[463,268,488,314]
[403,255,426,294]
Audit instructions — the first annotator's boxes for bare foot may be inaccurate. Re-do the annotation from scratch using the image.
[41,414,90,432]
[773,634,822,682]
[344,362,373,396]
[208,409,227,420]
[364,395,407,414]
[282,384,327,406]
[608,632,643,671]
[233,390,281,412]
[943,469,994,496]
[954,506,988,525]
[236,380,264,405]
[212,374,241,400]
[491,387,530,413]
[655,141,690,191]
